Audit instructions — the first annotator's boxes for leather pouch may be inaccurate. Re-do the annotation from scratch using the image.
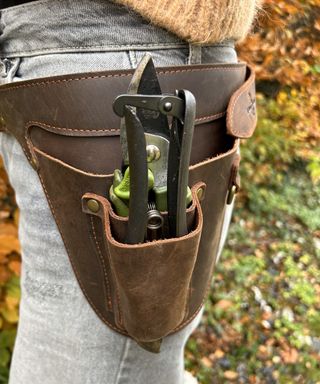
[82,183,204,342]
[0,62,257,344]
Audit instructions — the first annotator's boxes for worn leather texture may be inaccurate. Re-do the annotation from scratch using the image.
[82,183,204,342]
[0,62,256,341]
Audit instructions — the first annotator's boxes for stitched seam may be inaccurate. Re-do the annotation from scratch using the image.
[172,300,204,332]
[157,68,241,75]
[183,181,203,323]
[26,113,225,135]
[173,150,238,333]
[19,138,32,163]
[189,139,238,170]
[24,125,38,167]
[0,73,132,92]
[34,133,238,178]
[195,111,225,123]
[90,216,112,311]
[0,66,243,92]
[34,147,112,177]
[1,43,188,54]
[28,121,120,133]
[102,215,123,327]
[30,116,225,133]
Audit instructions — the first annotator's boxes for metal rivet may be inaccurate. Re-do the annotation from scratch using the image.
[197,187,204,201]
[87,199,100,213]
[146,144,161,162]
[227,185,237,205]
[163,102,172,112]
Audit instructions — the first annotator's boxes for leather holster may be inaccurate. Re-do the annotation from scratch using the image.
[0,62,257,344]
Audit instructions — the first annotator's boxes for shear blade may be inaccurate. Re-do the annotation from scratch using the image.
[136,56,170,139]
[120,54,155,165]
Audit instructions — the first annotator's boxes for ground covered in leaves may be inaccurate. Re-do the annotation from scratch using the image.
[185,1,320,382]
[185,157,320,383]
[0,0,319,383]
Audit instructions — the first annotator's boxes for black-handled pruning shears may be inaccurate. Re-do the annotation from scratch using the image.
[112,54,196,243]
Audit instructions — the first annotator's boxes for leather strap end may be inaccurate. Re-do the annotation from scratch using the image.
[226,65,257,139]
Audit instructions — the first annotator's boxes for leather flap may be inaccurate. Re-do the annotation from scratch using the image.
[226,65,257,139]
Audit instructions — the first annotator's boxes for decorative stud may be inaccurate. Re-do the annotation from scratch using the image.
[87,199,100,213]
[197,187,205,201]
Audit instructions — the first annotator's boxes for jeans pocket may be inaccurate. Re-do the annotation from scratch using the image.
[13,52,132,81]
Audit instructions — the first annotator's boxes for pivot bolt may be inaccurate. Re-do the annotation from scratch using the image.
[163,102,172,112]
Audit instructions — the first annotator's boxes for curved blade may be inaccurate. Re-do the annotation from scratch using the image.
[120,54,157,165]
[136,55,170,139]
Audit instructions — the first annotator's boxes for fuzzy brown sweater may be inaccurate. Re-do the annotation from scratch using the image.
[114,0,259,44]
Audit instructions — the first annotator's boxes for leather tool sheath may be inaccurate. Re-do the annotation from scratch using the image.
[0,62,257,344]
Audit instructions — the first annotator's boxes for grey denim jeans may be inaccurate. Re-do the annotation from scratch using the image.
[0,1,236,383]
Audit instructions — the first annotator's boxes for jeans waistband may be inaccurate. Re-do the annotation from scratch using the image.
[0,0,235,59]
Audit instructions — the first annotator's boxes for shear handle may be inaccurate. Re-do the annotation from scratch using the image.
[123,105,149,244]
[167,90,196,237]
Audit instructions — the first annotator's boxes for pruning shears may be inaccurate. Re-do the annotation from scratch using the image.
[110,54,196,243]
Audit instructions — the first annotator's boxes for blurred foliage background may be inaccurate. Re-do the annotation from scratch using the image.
[0,0,319,383]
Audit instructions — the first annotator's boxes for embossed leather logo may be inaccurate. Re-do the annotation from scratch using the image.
[247,92,256,118]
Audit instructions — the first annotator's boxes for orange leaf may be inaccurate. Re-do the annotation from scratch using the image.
[0,235,20,255]
[224,371,238,381]
[8,260,21,276]
[0,223,17,237]
[215,299,233,311]
[280,348,299,364]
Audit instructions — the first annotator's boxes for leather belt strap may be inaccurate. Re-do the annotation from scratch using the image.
[0,62,256,146]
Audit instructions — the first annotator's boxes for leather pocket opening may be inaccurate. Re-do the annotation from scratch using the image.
[26,115,235,175]
[107,197,198,244]
[82,182,205,342]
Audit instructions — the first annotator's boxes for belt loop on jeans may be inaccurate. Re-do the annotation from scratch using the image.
[188,44,202,65]
[0,58,20,84]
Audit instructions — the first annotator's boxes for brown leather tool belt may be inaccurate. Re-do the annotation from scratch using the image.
[0,62,256,345]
